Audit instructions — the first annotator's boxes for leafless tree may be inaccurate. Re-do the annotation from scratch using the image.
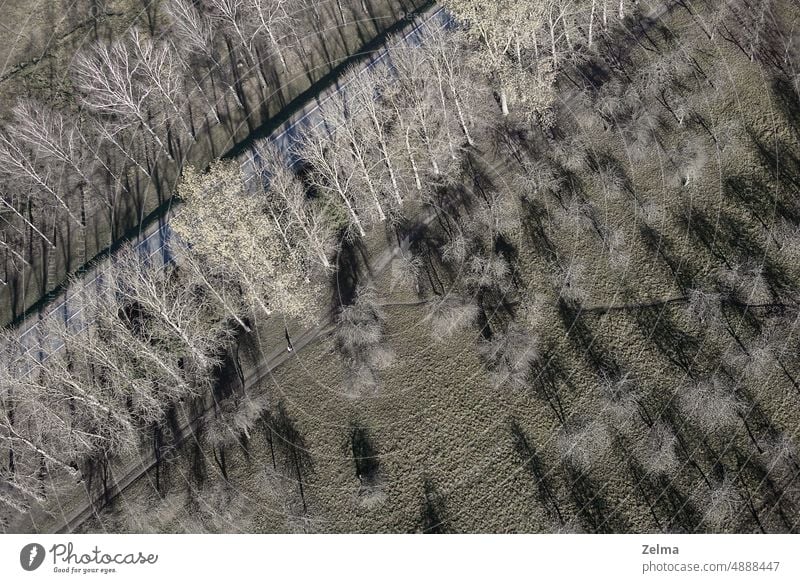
[388,42,459,185]
[206,0,270,90]
[712,261,772,305]
[478,320,539,390]
[638,421,680,478]
[555,258,588,304]
[441,0,541,115]
[72,39,174,160]
[464,252,514,295]
[0,181,55,248]
[164,0,217,60]
[296,91,404,236]
[695,476,742,532]
[127,29,191,139]
[7,101,99,214]
[388,252,423,294]
[684,288,723,327]
[252,139,337,271]
[557,417,613,474]
[171,240,251,334]
[244,0,296,72]
[0,129,83,228]
[163,0,233,120]
[110,247,232,377]
[423,27,483,144]
[677,377,741,434]
[346,64,407,205]
[426,296,479,340]
[596,371,642,429]
[671,135,710,188]
[335,286,394,396]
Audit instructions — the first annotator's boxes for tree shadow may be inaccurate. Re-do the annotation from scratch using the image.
[564,462,626,533]
[331,233,366,311]
[638,222,696,293]
[557,298,621,380]
[257,403,314,512]
[348,421,381,486]
[509,420,564,525]
[417,478,450,533]
[633,303,699,377]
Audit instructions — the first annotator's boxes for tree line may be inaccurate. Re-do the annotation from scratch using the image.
[0,0,420,319]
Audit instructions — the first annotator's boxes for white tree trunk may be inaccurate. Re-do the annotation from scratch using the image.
[406,128,422,191]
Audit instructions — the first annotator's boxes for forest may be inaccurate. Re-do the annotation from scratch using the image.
[2,0,800,533]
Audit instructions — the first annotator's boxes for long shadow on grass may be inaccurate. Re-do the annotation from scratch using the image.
[509,420,564,526]
[417,478,451,533]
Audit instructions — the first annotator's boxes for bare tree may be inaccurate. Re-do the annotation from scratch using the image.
[426,296,479,340]
[72,39,173,160]
[206,0,270,89]
[388,252,422,294]
[251,139,338,271]
[127,29,191,139]
[296,95,399,236]
[0,181,55,248]
[0,129,83,227]
[335,286,394,396]
[478,319,539,390]
[677,377,741,434]
[171,240,251,334]
[557,417,613,474]
[7,101,100,214]
[346,64,407,205]
[245,0,296,71]
[638,421,680,478]
[388,42,459,184]
[596,371,642,429]
[164,0,217,60]
[110,247,232,377]
[442,0,542,115]
[163,0,234,120]
[422,27,483,145]
[173,160,324,322]
[694,475,742,533]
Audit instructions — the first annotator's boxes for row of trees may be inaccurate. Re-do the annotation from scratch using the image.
[0,0,402,314]
[173,22,491,321]
[0,13,500,522]
[441,0,638,119]
[0,245,235,516]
